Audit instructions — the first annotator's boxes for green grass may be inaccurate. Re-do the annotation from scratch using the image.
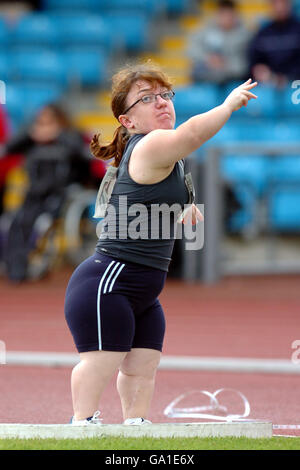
[0,436,300,450]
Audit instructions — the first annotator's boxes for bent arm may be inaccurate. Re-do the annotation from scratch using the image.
[136,79,257,169]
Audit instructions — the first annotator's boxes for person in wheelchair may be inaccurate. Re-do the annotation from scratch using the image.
[0,103,91,282]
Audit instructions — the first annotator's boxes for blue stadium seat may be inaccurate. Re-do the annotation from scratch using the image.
[4,82,64,129]
[271,119,300,142]
[23,83,65,121]
[53,14,113,52]
[206,119,276,145]
[11,50,67,85]
[43,0,161,16]
[220,154,269,195]
[98,0,155,15]
[42,0,100,10]
[11,14,60,48]
[268,188,300,231]
[174,84,220,119]
[280,83,300,117]
[0,18,11,49]
[164,0,190,14]
[219,118,299,143]
[102,13,150,51]
[63,49,107,87]
[228,118,275,142]
[224,82,278,118]
[220,154,269,232]
[268,155,300,183]
[0,52,10,81]
[293,0,300,17]
[4,83,26,129]
[208,123,240,144]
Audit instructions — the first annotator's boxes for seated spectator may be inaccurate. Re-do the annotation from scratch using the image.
[0,103,91,281]
[186,0,251,84]
[248,0,300,87]
[0,104,11,215]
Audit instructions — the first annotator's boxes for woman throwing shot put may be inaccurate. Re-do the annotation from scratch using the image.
[64,62,257,425]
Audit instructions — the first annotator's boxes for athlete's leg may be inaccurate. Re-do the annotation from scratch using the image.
[66,281,136,421]
[117,347,161,421]
[117,299,165,421]
[71,350,126,421]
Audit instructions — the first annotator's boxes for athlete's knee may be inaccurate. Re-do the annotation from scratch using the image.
[119,349,161,378]
[78,350,126,376]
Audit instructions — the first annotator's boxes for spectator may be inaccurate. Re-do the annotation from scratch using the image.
[186,0,251,84]
[0,104,11,215]
[0,103,91,281]
[249,0,300,87]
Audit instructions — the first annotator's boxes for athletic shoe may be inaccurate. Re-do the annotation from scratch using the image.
[70,410,102,426]
[123,417,152,425]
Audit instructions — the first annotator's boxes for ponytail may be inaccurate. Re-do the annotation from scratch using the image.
[90,125,130,168]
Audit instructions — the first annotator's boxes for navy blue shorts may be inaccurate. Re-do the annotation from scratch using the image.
[64,252,167,353]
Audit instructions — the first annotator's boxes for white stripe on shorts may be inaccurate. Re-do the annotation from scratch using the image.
[96,261,116,350]
[108,263,125,293]
[103,262,120,294]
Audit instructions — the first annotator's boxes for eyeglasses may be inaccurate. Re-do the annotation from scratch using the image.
[123,90,175,114]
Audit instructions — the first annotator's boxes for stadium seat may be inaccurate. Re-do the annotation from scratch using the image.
[280,83,300,117]
[3,83,26,129]
[220,154,269,196]
[42,0,100,10]
[0,18,11,49]
[270,119,300,142]
[102,13,150,52]
[268,187,300,231]
[23,83,65,118]
[228,118,275,142]
[0,52,9,81]
[164,0,191,15]
[224,82,278,118]
[43,0,162,16]
[268,155,300,183]
[63,49,108,87]
[208,123,240,144]
[202,119,275,145]
[98,0,155,15]
[4,82,64,127]
[293,0,300,17]
[220,153,269,233]
[174,84,220,119]
[53,14,113,52]
[11,14,60,48]
[11,50,67,86]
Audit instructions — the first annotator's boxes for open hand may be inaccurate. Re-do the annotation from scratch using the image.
[224,78,258,112]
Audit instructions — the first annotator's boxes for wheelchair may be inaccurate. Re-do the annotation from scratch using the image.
[0,166,99,281]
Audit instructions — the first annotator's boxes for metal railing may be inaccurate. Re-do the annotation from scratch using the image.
[182,143,300,283]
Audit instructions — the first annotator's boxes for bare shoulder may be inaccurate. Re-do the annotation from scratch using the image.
[129,131,176,184]
[132,129,183,169]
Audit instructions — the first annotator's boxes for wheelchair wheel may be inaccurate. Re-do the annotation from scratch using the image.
[64,189,98,266]
[27,215,62,280]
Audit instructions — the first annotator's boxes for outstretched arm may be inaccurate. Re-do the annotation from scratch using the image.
[136,79,258,168]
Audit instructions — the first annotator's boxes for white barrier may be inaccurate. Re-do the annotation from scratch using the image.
[0,421,273,439]
[5,351,300,375]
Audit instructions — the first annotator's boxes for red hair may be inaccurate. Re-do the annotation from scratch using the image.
[90,61,173,167]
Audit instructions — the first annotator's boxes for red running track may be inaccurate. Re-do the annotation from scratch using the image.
[1,268,300,435]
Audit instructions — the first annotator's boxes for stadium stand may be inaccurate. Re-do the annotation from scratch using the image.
[0,0,299,237]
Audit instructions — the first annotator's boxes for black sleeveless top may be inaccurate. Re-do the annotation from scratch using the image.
[95,133,189,271]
